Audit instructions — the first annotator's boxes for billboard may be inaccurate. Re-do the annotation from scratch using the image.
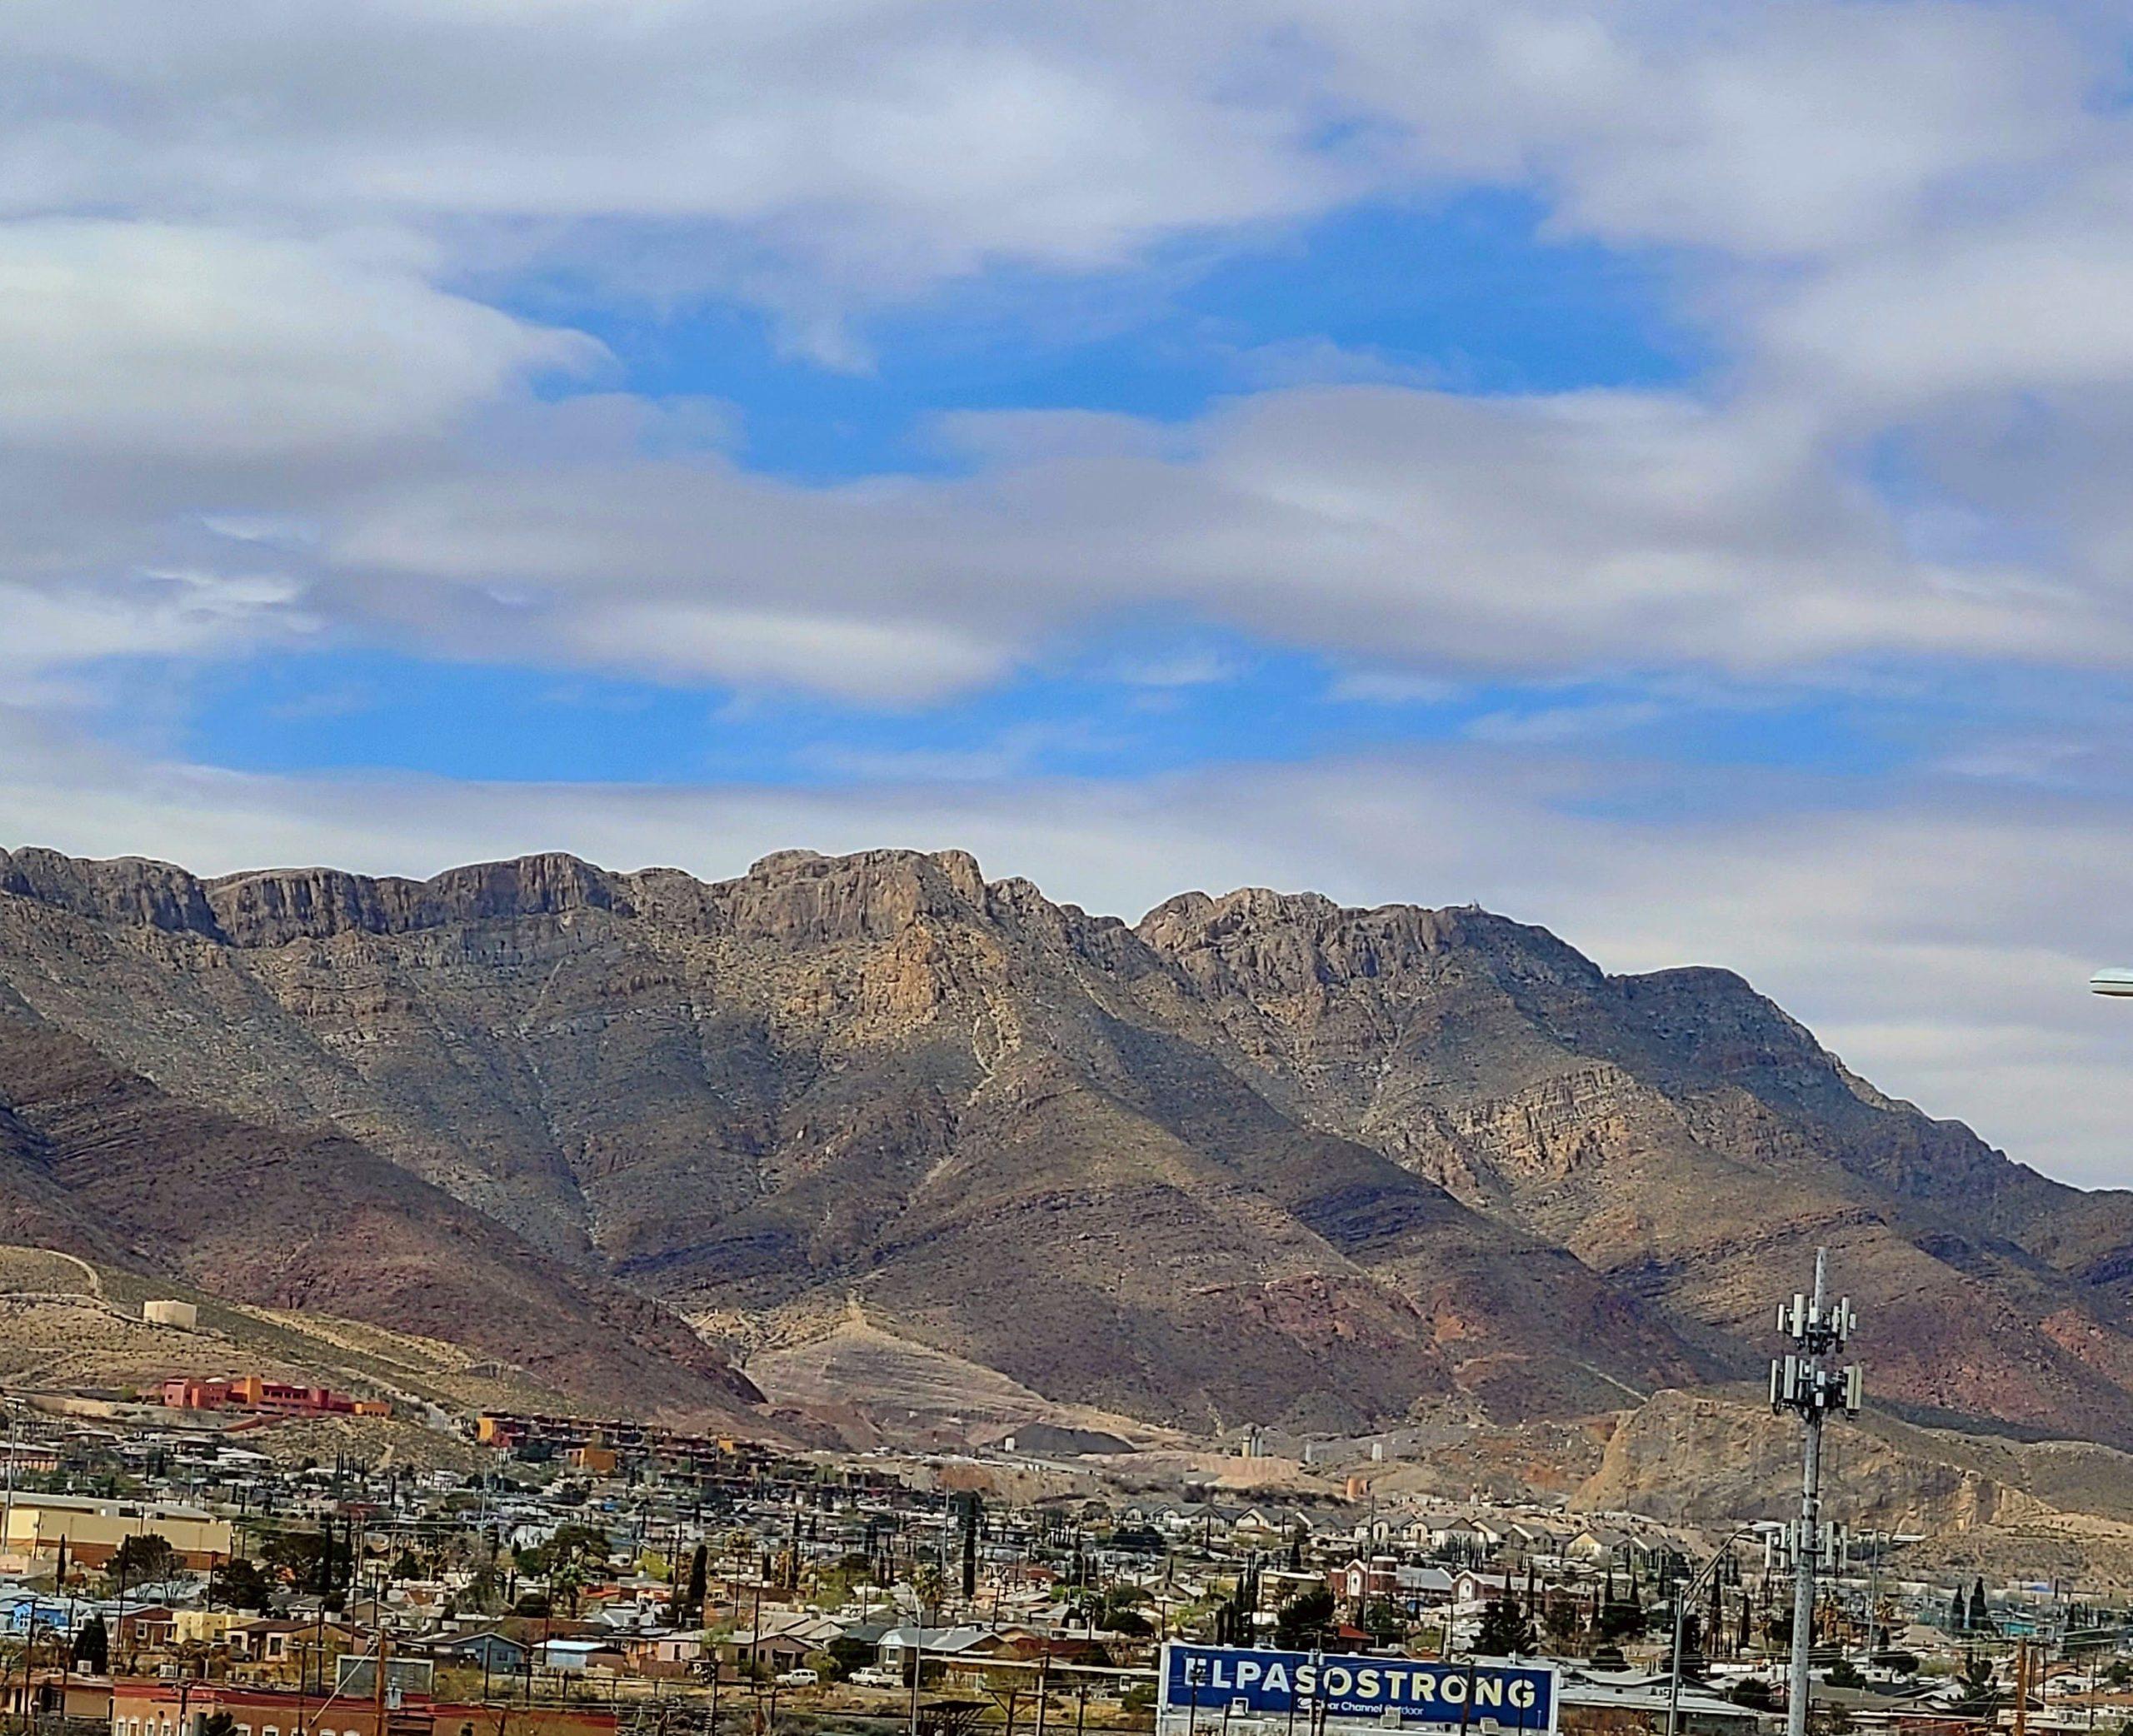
[1159,1644,1556,1734]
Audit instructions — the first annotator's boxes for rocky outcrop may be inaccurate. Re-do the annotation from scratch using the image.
[0,848,224,937]
[1576,1389,2050,1531]
[0,848,633,949]
[207,852,628,946]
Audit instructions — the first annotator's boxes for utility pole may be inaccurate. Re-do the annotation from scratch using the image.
[1666,1526,1760,1736]
[1770,1249,1862,1736]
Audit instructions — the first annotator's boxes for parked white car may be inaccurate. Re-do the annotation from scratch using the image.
[776,1669,821,1688]
[850,1669,901,1689]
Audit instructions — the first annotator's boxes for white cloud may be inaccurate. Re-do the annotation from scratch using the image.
[1326,669,1461,706]
[0,2,2101,316]
[0,222,596,461]
[0,4,1337,312]
[1462,699,1663,744]
[567,603,1011,703]
[0,572,314,678]
[290,384,2126,698]
[1764,224,2133,410]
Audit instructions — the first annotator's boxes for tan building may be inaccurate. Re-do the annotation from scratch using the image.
[0,1494,232,1569]
[172,1611,243,1647]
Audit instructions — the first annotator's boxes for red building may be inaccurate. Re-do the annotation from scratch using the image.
[156,1377,389,1419]
[111,1681,616,1736]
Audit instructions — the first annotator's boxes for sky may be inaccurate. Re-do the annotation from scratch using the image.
[8,1,2133,1183]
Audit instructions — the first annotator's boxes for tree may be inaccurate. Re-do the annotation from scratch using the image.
[112,1533,175,1588]
[957,1494,980,1604]
[1826,1660,1864,1690]
[1069,1584,1154,1638]
[1667,1614,1705,1672]
[72,1615,108,1674]
[1476,1598,1534,1657]
[911,1563,947,1621]
[260,1529,310,1584]
[533,1522,611,1616]
[1105,1596,1155,1639]
[210,1557,275,1613]
[201,1715,237,1736]
[548,1524,614,1577]
[1953,1654,2001,1718]
[1209,1563,1259,1647]
[1541,1592,1583,1650]
[463,1562,506,1615]
[1968,1579,1991,1635]
[671,1543,708,1625]
[548,1557,587,1617]
[1359,1600,1408,1645]
[1273,1589,1336,1651]
[1729,1679,1776,1711]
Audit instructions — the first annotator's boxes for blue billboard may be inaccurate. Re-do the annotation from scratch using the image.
[1161,1644,1556,1734]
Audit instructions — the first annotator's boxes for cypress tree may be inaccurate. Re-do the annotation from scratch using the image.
[685,1544,708,1623]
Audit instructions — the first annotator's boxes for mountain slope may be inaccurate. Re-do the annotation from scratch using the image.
[1126,889,2133,1443]
[2,842,2130,1444]
[0,1010,765,1428]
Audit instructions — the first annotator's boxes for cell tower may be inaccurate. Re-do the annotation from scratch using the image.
[1769,1247,1862,1736]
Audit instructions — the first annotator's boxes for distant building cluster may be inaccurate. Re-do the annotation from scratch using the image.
[473,1411,766,1479]
[155,1377,390,1419]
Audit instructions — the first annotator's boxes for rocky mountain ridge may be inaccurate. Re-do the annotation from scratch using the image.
[4,843,2132,1449]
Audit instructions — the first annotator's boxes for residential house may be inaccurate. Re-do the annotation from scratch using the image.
[1563,1527,1633,1566]
[620,1632,702,1679]
[225,1618,326,1665]
[540,1639,627,1676]
[877,1625,1016,1681]
[1452,1570,1514,1608]
[1393,1566,1456,1605]
[1326,1558,1400,1604]
[113,1606,177,1653]
[722,1616,834,1674]
[423,1630,529,1677]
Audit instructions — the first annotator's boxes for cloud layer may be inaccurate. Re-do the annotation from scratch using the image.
[1,1,2127,697]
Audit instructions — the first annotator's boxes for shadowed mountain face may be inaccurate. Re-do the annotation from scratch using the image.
[0,1015,767,1429]
[2,841,2131,1441]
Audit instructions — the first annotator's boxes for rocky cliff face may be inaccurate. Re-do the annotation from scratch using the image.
[3,843,2131,1444]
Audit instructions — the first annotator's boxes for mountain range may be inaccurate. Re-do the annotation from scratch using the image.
[2,841,2131,1454]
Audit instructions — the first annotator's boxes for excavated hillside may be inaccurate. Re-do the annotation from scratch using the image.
[2,842,2131,1446]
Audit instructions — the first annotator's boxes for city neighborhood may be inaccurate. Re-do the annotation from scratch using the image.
[0,1362,2111,1736]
